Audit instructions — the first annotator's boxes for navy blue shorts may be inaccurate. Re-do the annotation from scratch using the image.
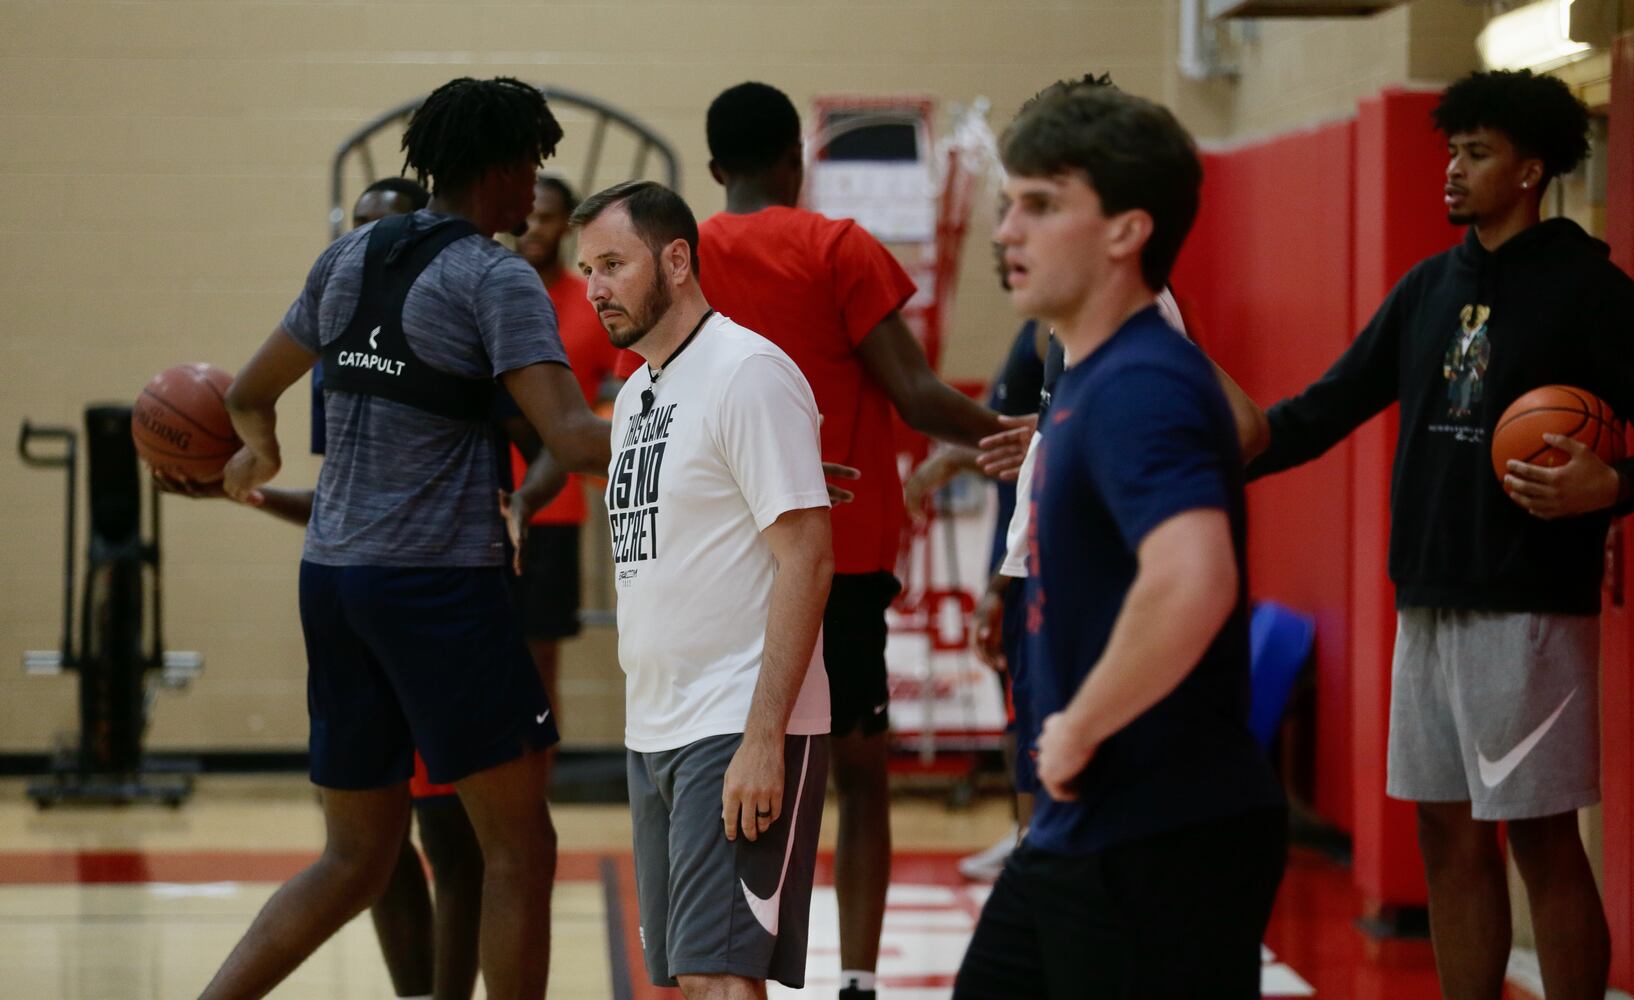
[299,561,559,790]
[1000,578,1039,794]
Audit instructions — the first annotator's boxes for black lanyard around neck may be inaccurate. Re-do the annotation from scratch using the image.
[641,308,713,417]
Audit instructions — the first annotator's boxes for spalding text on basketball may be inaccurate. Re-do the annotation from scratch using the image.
[134,404,191,450]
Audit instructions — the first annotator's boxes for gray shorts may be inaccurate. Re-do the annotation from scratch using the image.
[1387,608,1600,820]
[627,732,829,988]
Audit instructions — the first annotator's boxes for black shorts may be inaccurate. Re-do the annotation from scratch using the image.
[954,807,1288,1000]
[509,524,582,641]
[822,571,901,737]
[299,562,559,790]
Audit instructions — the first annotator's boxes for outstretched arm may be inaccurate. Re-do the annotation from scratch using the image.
[904,445,979,522]
[222,326,319,503]
[1209,360,1269,462]
[500,362,611,475]
[1247,280,1409,479]
[857,312,1005,449]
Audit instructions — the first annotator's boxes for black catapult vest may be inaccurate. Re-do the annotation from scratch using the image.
[322,213,494,422]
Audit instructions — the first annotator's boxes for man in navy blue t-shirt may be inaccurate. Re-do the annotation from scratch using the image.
[953,83,1286,1000]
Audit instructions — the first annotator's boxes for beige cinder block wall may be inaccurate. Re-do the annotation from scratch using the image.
[0,0,1192,753]
[0,0,1485,753]
[1168,0,1483,141]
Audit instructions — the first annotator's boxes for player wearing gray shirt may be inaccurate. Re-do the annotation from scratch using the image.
[284,208,567,566]
[195,77,610,1000]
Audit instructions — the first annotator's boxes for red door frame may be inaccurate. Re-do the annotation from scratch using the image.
[1601,31,1634,991]
[1347,89,1466,916]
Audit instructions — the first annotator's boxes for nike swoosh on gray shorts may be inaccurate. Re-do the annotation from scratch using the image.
[1386,607,1599,821]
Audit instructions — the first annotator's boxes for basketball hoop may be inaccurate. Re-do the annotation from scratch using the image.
[327,84,682,240]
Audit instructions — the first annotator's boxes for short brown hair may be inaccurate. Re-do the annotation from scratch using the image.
[569,180,700,277]
[1002,87,1200,291]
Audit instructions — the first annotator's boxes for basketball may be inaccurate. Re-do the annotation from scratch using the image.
[1491,385,1622,482]
[130,363,241,481]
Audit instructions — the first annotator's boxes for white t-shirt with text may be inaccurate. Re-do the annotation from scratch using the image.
[607,313,833,752]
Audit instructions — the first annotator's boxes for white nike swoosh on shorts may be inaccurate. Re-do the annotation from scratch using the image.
[1476,688,1576,789]
[740,736,812,937]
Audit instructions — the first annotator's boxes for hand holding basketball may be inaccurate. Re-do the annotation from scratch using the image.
[221,444,279,505]
[1493,385,1625,520]
[151,468,229,500]
[130,363,241,480]
[1503,434,1622,520]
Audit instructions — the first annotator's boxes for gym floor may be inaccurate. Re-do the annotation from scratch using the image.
[0,775,1507,999]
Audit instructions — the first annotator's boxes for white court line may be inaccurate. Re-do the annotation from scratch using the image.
[774,888,1319,998]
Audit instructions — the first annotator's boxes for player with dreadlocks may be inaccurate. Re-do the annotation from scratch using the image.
[194,76,610,1000]
[1250,69,1634,999]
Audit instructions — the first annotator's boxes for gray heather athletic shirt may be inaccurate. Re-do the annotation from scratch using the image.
[282,210,568,567]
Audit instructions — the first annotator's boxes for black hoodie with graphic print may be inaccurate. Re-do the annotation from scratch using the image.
[1249,218,1634,614]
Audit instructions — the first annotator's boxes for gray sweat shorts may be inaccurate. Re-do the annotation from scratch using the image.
[627,732,829,988]
[1386,608,1600,821]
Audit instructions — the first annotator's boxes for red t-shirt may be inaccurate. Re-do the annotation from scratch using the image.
[685,206,917,575]
[513,270,628,525]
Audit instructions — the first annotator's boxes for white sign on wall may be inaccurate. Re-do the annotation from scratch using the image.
[808,161,936,243]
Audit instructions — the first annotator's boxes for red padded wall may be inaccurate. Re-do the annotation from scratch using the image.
[1175,88,1461,910]
[1173,119,1359,832]
[1602,31,1634,990]
[1347,88,1463,909]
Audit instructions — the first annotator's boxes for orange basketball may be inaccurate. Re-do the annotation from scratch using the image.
[1491,385,1622,482]
[130,363,241,481]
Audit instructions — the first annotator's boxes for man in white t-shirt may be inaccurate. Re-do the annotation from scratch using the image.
[571,180,834,999]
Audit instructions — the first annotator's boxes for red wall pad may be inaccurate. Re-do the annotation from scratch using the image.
[1174,119,1360,833]
[1347,88,1462,919]
[1601,31,1634,990]
[1183,116,1359,836]
[1176,88,1462,924]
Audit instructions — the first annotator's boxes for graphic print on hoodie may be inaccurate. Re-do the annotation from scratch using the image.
[1439,304,1491,429]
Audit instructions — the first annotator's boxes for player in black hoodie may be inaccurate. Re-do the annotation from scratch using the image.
[1249,71,1634,1000]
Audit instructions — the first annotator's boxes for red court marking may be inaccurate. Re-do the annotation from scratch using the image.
[0,850,601,885]
[606,852,683,999]
[0,845,1526,998]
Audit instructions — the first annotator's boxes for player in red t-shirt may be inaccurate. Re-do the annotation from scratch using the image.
[691,82,1009,1000]
[506,174,630,776]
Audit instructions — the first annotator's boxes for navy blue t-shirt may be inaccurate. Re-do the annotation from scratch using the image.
[1023,305,1282,856]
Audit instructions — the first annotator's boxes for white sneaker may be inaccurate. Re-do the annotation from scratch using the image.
[957,825,1020,881]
